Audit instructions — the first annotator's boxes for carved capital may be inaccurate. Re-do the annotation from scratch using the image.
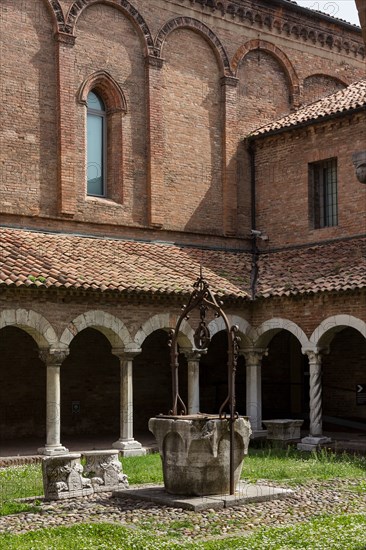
[242,348,267,366]
[40,348,69,367]
[304,349,322,366]
[353,151,366,184]
[181,348,206,362]
[112,348,141,362]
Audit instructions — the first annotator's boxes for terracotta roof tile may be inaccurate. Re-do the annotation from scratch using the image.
[257,238,366,297]
[250,79,366,137]
[0,228,365,300]
[0,227,251,300]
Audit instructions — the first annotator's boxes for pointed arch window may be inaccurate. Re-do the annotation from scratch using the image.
[87,91,106,196]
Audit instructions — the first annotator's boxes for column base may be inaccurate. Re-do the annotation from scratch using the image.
[297,436,331,452]
[112,438,146,457]
[38,445,69,456]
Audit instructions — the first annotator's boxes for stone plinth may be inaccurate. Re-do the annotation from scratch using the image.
[297,435,332,452]
[83,450,129,492]
[42,453,93,500]
[263,419,304,441]
[149,415,252,496]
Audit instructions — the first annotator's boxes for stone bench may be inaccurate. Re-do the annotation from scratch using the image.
[42,450,128,500]
[262,419,304,441]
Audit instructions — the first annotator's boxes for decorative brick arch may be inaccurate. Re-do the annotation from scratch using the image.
[310,315,366,349]
[134,313,194,349]
[65,0,154,54]
[252,318,310,349]
[0,309,58,349]
[231,39,300,107]
[304,73,349,87]
[44,0,67,32]
[78,70,127,113]
[207,315,253,348]
[154,17,232,76]
[60,310,134,349]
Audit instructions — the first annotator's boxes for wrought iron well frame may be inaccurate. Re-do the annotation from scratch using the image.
[168,272,241,495]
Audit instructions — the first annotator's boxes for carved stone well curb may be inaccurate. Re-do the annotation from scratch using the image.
[149,415,252,496]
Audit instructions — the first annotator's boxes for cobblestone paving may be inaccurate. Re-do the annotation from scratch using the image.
[0,480,365,541]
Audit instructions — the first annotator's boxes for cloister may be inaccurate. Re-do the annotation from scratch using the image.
[1,308,365,456]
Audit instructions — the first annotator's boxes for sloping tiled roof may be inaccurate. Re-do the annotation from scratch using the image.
[0,227,252,300]
[257,237,366,297]
[0,227,365,300]
[250,79,366,137]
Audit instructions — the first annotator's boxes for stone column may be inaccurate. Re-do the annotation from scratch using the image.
[307,350,323,437]
[112,349,145,456]
[243,349,266,435]
[297,349,331,451]
[182,349,204,415]
[38,348,69,456]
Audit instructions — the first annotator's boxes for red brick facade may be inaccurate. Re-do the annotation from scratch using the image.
[0,0,365,448]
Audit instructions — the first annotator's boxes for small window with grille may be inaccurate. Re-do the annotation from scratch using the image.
[309,158,338,228]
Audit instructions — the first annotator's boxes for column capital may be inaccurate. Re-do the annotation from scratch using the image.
[39,348,69,367]
[112,348,141,361]
[303,348,322,365]
[180,348,206,362]
[145,55,164,69]
[221,75,239,87]
[242,348,267,365]
[54,32,76,46]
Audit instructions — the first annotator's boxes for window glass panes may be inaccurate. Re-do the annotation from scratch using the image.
[310,158,338,228]
[87,91,105,196]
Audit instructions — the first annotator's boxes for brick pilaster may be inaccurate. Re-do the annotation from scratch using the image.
[221,76,239,236]
[146,55,165,228]
[55,32,76,216]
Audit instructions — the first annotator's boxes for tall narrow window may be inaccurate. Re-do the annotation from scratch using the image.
[87,91,106,196]
[309,158,338,228]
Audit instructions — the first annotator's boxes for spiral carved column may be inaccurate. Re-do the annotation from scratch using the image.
[307,351,323,437]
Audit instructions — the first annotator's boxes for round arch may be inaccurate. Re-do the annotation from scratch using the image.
[60,310,133,349]
[207,315,253,348]
[303,73,349,88]
[252,318,310,349]
[134,313,194,349]
[154,17,232,76]
[44,0,67,33]
[0,309,58,348]
[65,0,154,55]
[310,315,366,349]
[231,39,300,106]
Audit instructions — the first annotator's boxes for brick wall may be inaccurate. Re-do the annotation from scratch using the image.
[162,29,223,234]
[0,0,57,218]
[254,112,366,247]
[0,0,364,244]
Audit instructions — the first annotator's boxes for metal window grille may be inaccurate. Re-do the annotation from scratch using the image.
[311,158,338,228]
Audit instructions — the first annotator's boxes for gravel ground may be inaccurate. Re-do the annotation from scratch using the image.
[0,480,365,541]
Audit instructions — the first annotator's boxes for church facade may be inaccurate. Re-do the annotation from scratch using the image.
[0,0,365,455]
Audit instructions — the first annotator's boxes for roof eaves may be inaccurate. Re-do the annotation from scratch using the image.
[268,0,362,32]
[247,104,366,142]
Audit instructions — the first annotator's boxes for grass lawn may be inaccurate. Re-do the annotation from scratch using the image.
[0,447,365,548]
[0,514,365,549]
